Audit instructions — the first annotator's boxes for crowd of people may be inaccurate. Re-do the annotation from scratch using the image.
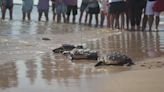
[0,0,164,31]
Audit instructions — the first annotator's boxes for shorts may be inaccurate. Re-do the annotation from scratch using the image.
[2,4,13,9]
[145,1,160,16]
[108,4,111,14]
[88,6,100,14]
[38,9,48,14]
[80,2,88,12]
[66,5,77,16]
[56,3,67,14]
[109,1,126,14]
[22,8,32,13]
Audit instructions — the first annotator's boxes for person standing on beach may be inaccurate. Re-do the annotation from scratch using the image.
[99,0,109,27]
[79,0,89,24]
[109,0,126,29]
[129,0,145,31]
[37,0,49,21]
[1,0,13,20]
[145,0,160,31]
[87,0,100,27]
[51,0,56,21]
[56,0,67,23]
[65,0,77,23]
[22,0,33,21]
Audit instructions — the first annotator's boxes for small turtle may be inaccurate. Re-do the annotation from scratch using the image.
[52,44,83,53]
[95,52,134,67]
[67,48,98,60]
[42,37,51,41]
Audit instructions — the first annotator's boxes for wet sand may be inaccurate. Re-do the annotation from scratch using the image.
[0,5,164,92]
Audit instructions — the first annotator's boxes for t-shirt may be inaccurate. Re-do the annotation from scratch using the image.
[99,0,108,11]
[22,0,33,11]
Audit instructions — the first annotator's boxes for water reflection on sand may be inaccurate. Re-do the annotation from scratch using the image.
[88,31,164,61]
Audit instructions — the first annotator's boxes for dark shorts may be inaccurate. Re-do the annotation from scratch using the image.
[38,9,49,14]
[80,2,88,12]
[88,6,100,14]
[2,4,13,9]
[52,3,56,12]
[109,1,126,14]
[66,5,77,16]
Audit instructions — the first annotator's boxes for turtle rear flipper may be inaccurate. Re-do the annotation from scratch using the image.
[53,47,64,53]
[95,61,104,67]
[127,58,135,66]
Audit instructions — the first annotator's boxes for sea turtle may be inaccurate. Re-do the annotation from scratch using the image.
[66,48,98,60]
[95,52,134,67]
[52,44,83,53]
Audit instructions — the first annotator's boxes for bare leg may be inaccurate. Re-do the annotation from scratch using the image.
[121,13,125,30]
[84,12,88,24]
[126,11,130,30]
[142,15,148,31]
[53,12,56,21]
[22,12,26,21]
[45,11,49,22]
[155,16,160,31]
[115,14,119,29]
[100,12,105,27]
[67,15,70,23]
[62,13,66,23]
[107,14,110,28]
[9,8,13,20]
[38,12,42,21]
[2,7,6,20]
[95,14,99,27]
[57,14,61,23]
[89,14,92,26]
[148,15,154,31]
[110,14,114,29]
[79,11,83,24]
[73,15,76,24]
[27,12,31,21]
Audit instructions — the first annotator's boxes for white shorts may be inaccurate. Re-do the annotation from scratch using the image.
[145,1,160,16]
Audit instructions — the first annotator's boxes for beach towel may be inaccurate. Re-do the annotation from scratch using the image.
[153,0,164,12]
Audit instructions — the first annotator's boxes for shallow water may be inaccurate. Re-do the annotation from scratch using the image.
[0,5,164,92]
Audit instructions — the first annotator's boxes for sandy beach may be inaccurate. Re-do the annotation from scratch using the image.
[0,5,164,92]
[92,65,164,92]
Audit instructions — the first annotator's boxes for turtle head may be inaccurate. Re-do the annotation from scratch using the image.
[95,56,105,67]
